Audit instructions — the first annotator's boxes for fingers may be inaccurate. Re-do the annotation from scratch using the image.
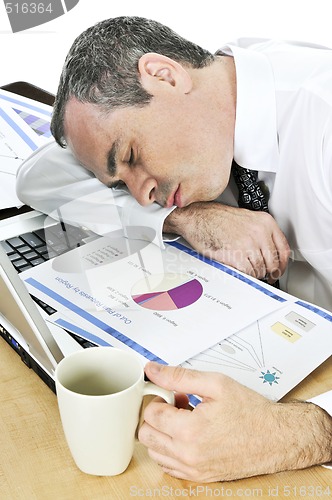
[144,362,220,399]
[260,229,290,284]
[237,245,279,282]
[139,400,191,442]
[213,213,290,282]
[245,216,290,283]
[147,448,194,480]
[272,227,291,276]
[260,245,282,283]
[138,400,202,481]
[247,252,267,280]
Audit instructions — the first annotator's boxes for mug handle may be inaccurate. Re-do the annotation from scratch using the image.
[143,381,175,405]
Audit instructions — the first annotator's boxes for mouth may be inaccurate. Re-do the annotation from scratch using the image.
[166,185,183,208]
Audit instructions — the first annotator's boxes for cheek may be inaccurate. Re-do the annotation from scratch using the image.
[195,166,225,198]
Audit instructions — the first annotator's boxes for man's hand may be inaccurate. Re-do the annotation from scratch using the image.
[164,202,290,284]
[138,363,332,482]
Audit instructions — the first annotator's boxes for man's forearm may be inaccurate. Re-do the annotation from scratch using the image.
[139,364,332,482]
[272,401,332,472]
[163,202,290,282]
[163,204,205,236]
[163,202,232,248]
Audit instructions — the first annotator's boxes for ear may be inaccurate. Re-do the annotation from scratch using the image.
[138,53,192,95]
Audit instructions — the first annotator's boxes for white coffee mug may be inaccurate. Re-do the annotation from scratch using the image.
[55,347,174,476]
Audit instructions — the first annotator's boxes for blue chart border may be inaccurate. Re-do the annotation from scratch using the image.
[25,246,331,408]
[167,241,286,303]
[296,300,332,322]
[25,277,167,364]
[0,93,52,117]
[0,107,38,151]
[54,317,113,347]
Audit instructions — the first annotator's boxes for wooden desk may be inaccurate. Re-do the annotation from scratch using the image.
[0,336,330,499]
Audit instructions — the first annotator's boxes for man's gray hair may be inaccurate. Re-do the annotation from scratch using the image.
[51,16,214,146]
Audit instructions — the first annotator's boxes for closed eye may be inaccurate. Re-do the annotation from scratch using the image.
[128,148,135,166]
[108,180,127,189]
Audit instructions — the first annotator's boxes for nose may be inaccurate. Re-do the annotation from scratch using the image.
[125,176,157,206]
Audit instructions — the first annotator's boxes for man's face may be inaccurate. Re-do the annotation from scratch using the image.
[64,90,233,209]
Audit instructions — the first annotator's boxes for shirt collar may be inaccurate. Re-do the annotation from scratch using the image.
[217,43,279,172]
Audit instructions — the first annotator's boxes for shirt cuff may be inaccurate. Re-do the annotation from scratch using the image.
[120,193,177,248]
[308,390,332,469]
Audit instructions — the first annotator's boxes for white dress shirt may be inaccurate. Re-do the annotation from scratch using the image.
[217,38,332,314]
[16,38,332,429]
[16,141,175,248]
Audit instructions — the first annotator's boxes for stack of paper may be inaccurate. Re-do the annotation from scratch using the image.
[20,234,332,403]
[0,90,53,209]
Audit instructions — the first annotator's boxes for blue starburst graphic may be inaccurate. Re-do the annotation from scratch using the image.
[259,370,280,386]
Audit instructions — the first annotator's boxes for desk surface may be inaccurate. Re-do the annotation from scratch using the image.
[0,336,331,499]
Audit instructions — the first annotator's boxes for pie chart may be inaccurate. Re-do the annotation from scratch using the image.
[131,273,203,311]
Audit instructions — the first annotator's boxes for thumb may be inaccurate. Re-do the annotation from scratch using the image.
[145,362,219,399]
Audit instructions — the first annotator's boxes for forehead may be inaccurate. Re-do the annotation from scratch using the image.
[64,99,113,172]
[64,101,105,172]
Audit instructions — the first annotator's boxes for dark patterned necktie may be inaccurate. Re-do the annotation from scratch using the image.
[231,160,279,287]
[231,160,269,213]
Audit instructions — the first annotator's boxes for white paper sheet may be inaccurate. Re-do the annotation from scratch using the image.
[48,296,332,405]
[0,89,53,209]
[20,235,287,365]
[182,300,332,403]
[0,89,53,144]
[0,104,38,167]
[0,172,22,208]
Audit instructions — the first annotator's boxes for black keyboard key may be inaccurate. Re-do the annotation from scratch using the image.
[17,245,32,255]
[82,341,95,348]
[47,225,68,239]
[32,297,57,316]
[68,332,96,349]
[14,263,33,273]
[24,251,39,261]
[8,253,21,262]
[0,241,15,254]
[6,237,25,249]
[12,258,29,268]
[30,257,46,266]
[35,299,47,308]
[53,243,71,255]
[49,224,93,248]
[45,306,56,315]
[32,228,46,242]
[36,245,48,255]
[20,232,44,248]
[44,234,61,247]
[46,229,77,250]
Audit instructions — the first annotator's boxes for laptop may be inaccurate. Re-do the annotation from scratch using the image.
[0,208,100,393]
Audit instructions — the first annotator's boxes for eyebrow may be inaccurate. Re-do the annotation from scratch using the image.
[106,140,119,178]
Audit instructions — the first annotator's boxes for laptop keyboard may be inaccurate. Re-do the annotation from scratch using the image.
[1,222,97,349]
[2,223,92,271]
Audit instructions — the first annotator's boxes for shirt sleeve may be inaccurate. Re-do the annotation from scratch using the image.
[308,390,332,469]
[16,141,176,248]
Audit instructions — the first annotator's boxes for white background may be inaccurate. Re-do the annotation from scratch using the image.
[1,0,332,94]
